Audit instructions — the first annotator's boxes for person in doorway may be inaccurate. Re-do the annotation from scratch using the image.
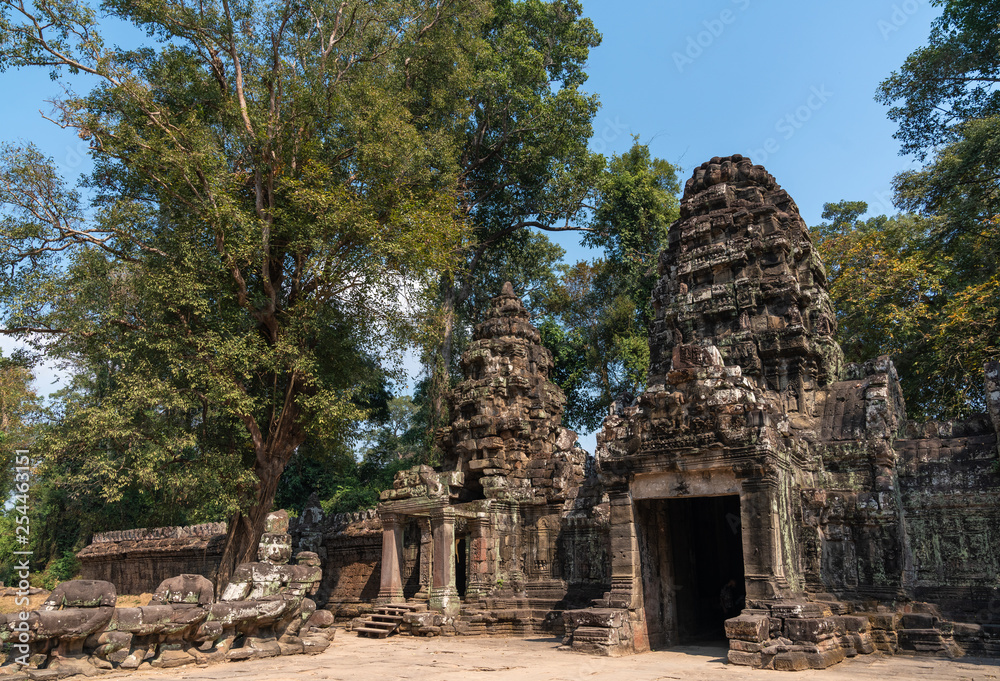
[719,577,744,618]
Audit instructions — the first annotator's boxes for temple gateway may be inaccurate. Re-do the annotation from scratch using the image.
[79,156,1000,672]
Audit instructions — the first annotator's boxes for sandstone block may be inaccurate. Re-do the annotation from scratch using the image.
[727,649,761,667]
[725,614,769,642]
[773,651,809,671]
[901,613,937,630]
[563,609,625,629]
[836,615,870,633]
[728,639,762,652]
[804,648,846,669]
[302,636,330,654]
[785,617,836,642]
[155,649,196,668]
[305,609,334,629]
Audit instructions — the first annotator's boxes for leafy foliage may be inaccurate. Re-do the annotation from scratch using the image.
[816,200,997,418]
[538,142,680,431]
[0,0,488,582]
[423,0,603,429]
[873,0,1000,417]
[876,0,1000,160]
[0,348,39,498]
[275,396,425,514]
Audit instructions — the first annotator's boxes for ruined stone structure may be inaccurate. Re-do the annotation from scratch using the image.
[373,282,609,627]
[66,155,1000,672]
[78,523,227,594]
[561,156,1000,669]
[3,513,335,677]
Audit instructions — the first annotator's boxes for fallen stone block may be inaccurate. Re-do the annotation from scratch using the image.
[725,614,769,642]
[729,639,762,652]
[804,647,845,669]
[727,649,761,667]
[773,651,809,671]
[301,636,330,654]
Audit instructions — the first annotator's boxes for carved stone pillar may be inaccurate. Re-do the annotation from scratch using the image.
[465,514,493,600]
[415,517,433,601]
[606,490,649,652]
[739,477,788,600]
[429,508,460,615]
[377,512,404,603]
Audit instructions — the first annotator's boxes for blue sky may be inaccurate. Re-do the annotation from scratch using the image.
[549,0,938,265]
[2,0,940,450]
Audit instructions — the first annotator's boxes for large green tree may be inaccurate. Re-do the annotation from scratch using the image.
[814,201,960,418]
[539,142,680,431]
[875,0,1000,416]
[0,0,483,587]
[425,0,603,429]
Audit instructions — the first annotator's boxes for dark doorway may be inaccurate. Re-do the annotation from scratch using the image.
[636,495,744,648]
[455,536,468,598]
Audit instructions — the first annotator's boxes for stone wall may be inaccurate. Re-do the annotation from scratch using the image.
[78,523,227,594]
[290,505,387,619]
[797,357,1000,622]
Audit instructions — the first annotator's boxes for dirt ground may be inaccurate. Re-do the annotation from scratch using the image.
[103,632,1000,681]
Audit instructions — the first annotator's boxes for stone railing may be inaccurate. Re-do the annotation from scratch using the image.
[91,522,228,543]
[2,512,335,677]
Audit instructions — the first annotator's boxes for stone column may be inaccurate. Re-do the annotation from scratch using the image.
[739,477,788,600]
[429,508,460,615]
[415,517,433,601]
[465,514,493,600]
[377,512,404,603]
[607,489,649,653]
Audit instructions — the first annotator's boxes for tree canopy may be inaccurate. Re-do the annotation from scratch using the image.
[0,0,494,586]
[420,0,603,430]
[538,142,679,431]
[872,0,1000,417]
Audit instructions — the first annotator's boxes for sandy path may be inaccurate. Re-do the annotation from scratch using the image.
[102,632,1000,681]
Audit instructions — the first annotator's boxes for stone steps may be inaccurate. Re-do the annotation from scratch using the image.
[356,603,424,639]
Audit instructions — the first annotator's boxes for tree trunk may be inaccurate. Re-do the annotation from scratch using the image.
[430,276,457,438]
[214,456,286,596]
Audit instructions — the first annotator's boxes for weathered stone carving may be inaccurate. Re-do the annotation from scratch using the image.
[563,155,1000,668]
[1,512,335,677]
[374,281,607,622]
[436,281,585,503]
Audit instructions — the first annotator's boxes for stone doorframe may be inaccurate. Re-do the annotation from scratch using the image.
[608,464,796,652]
[376,501,493,616]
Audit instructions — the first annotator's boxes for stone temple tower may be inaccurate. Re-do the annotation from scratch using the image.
[438,281,581,501]
[377,282,601,618]
[649,154,844,414]
[569,154,1000,670]
[592,155,863,659]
